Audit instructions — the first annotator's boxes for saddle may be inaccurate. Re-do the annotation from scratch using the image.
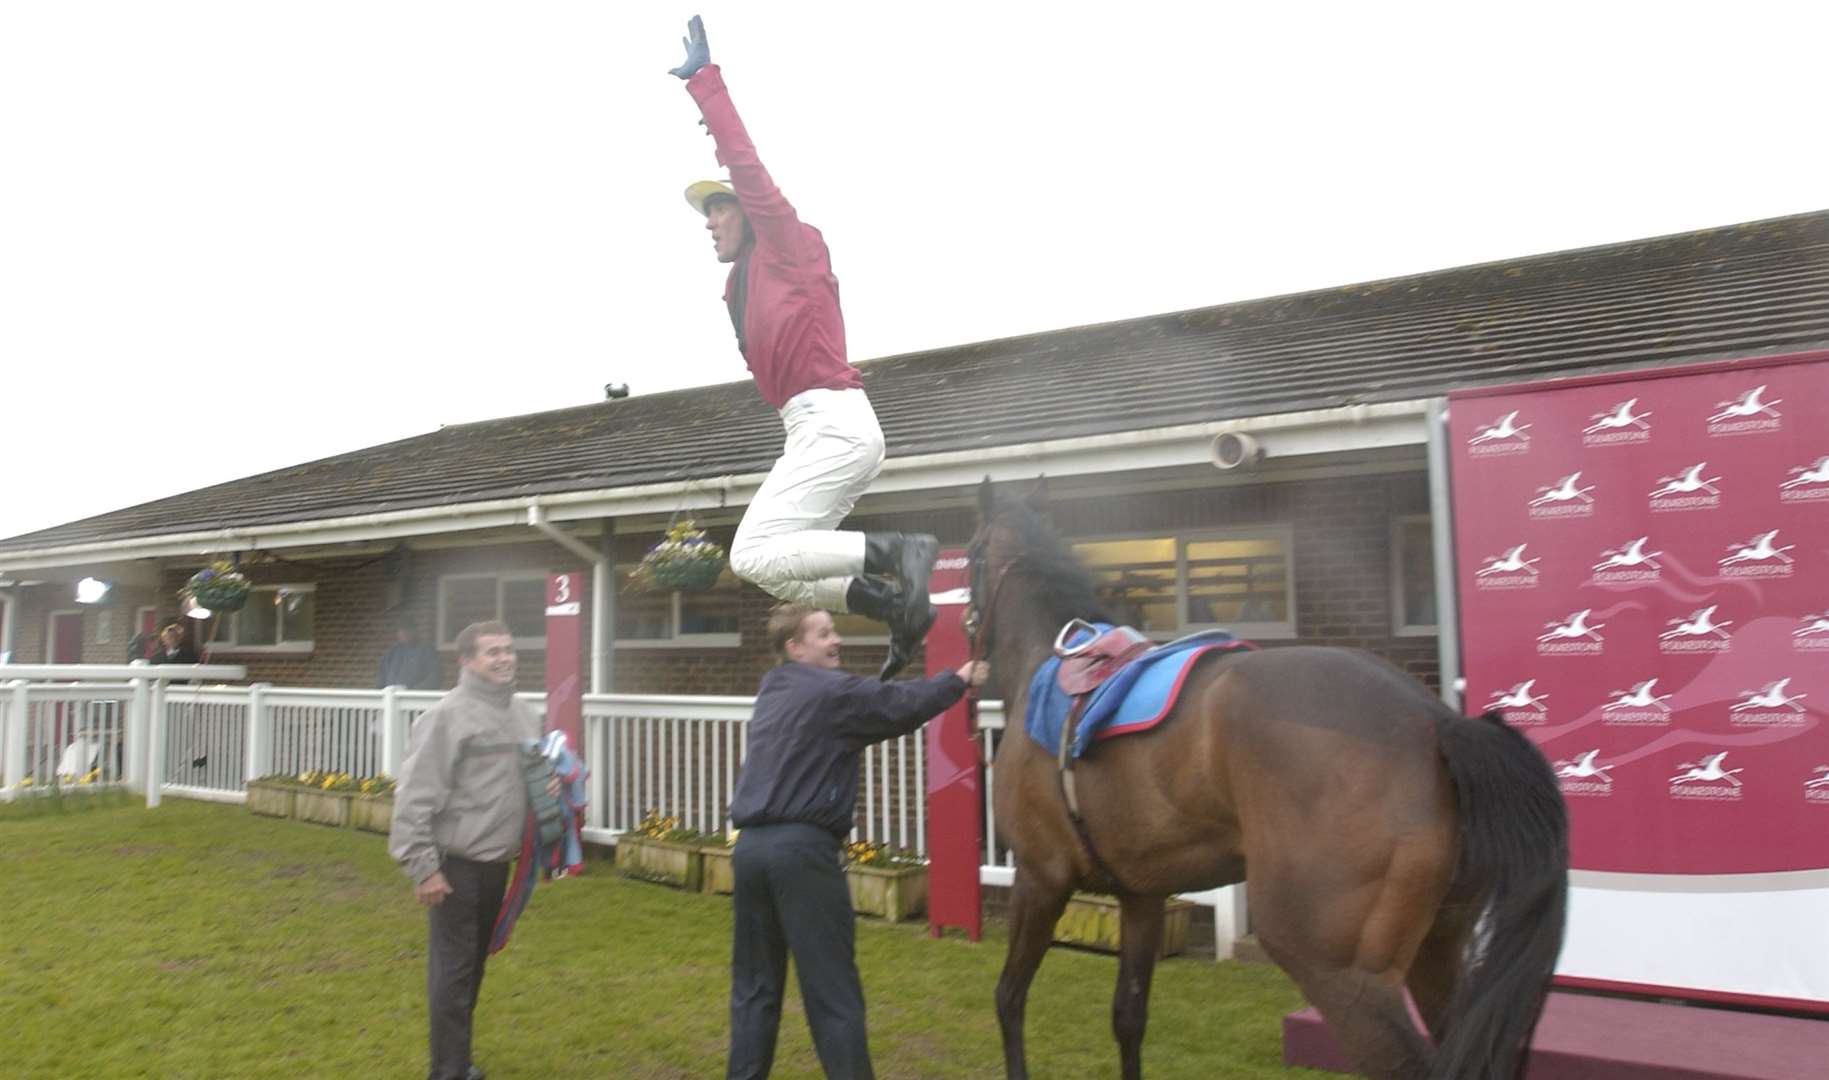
[1052,619,1151,894]
[1054,619,1153,695]
[1038,619,1250,894]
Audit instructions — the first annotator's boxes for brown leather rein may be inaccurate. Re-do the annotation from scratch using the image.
[961,529,1022,765]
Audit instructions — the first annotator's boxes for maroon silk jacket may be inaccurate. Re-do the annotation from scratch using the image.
[687,65,864,410]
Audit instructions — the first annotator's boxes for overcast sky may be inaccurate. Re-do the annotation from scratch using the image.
[3,2,1825,544]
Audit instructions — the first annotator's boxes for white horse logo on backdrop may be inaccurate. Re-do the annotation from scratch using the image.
[1708,385,1782,422]
[1583,399,1652,434]
[1661,607,1733,640]
[1593,537,1662,572]
[1529,473,1596,507]
[1485,680,1549,711]
[1469,411,1531,444]
[1648,463,1721,498]
[1671,752,1743,787]
[1539,610,1605,642]
[1477,544,1541,577]
[1781,457,1829,489]
[1603,679,1673,713]
[1556,750,1615,780]
[1730,679,1808,713]
[1720,531,1796,566]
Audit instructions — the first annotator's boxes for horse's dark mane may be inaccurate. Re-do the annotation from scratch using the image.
[993,494,1112,626]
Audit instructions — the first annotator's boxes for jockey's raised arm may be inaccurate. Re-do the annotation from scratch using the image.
[669,14,939,679]
[685,64,813,263]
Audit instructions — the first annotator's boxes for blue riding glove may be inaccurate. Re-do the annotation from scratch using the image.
[669,15,710,80]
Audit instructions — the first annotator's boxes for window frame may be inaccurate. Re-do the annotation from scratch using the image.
[1071,525,1298,641]
[1388,514,1439,638]
[436,572,549,651]
[610,564,742,649]
[209,584,317,655]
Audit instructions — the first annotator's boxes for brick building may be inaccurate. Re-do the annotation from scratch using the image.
[4,211,1826,695]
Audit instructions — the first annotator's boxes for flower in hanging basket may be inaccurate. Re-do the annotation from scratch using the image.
[186,560,253,612]
[632,520,728,592]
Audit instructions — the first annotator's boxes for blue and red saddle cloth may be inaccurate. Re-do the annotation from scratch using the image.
[1025,623,1252,760]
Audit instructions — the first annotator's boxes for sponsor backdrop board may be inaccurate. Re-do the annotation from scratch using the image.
[1449,350,1829,1010]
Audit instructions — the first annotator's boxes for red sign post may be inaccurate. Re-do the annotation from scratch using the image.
[925,549,983,941]
[544,571,585,754]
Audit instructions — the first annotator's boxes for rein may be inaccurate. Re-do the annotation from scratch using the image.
[963,536,1022,766]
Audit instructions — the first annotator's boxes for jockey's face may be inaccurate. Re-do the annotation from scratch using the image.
[705,198,749,263]
[785,611,843,670]
[461,633,518,687]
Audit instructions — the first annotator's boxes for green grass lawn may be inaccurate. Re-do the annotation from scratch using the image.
[0,797,1324,1079]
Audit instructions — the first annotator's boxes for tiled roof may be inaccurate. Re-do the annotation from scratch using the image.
[5,210,1827,554]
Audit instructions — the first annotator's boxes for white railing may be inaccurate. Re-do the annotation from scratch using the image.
[3,675,995,858]
[2,675,1242,954]
[0,681,136,794]
[579,694,930,854]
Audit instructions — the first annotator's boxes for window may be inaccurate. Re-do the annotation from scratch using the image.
[212,585,316,652]
[613,566,742,647]
[1072,528,1296,639]
[437,573,549,648]
[1390,515,1438,636]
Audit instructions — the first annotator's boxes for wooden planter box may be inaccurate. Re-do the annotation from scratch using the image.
[292,788,355,828]
[1053,893,1196,957]
[616,835,704,891]
[245,780,294,819]
[846,864,927,923]
[701,844,735,895]
[351,795,394,835]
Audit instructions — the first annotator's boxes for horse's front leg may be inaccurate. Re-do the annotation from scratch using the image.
[996,868,1072,1080]
[1113,894,1167,1080]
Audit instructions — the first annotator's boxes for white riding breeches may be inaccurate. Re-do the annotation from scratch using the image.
[730,387,886,611]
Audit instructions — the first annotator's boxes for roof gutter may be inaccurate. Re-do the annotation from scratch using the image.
[0,400,1429,572]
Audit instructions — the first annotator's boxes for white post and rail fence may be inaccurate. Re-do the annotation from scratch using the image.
[1,664,1244,953]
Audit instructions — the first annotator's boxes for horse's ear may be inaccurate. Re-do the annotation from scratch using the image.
[1022,475,1049,511]
[977,476,996,520]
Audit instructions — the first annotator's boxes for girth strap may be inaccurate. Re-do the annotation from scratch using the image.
[1055,693,1132,896]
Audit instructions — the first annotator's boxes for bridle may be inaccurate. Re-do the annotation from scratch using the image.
[962,524,1027,760]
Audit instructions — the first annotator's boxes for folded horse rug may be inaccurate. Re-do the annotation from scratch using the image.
[1025,624,1251,760]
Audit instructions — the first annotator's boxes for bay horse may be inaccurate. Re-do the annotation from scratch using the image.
[965,482,1568,1080]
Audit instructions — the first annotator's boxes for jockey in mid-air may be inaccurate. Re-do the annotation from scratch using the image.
[671,15,936,679]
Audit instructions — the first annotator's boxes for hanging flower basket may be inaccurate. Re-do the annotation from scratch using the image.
[186,561,252,612]
[632,521,728,593]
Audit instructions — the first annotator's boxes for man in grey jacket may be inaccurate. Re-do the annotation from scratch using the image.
[388,620,540,1080]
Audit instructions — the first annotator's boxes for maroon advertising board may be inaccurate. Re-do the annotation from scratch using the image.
[1449,352,1829,878]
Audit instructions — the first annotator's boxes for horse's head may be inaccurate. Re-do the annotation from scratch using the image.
[964,477,1107,657]
[963,477,1043,646]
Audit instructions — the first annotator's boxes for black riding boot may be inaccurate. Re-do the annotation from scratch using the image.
[844,576,900,622]
[884,602,937,682]
[843,576,935,681]
[862,532,939,627]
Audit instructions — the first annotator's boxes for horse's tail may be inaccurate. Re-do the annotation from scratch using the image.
[1430,710,1569,1080]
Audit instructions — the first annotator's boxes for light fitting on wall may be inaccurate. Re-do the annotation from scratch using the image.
[75,577,113,604]
[183,593,213,620]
